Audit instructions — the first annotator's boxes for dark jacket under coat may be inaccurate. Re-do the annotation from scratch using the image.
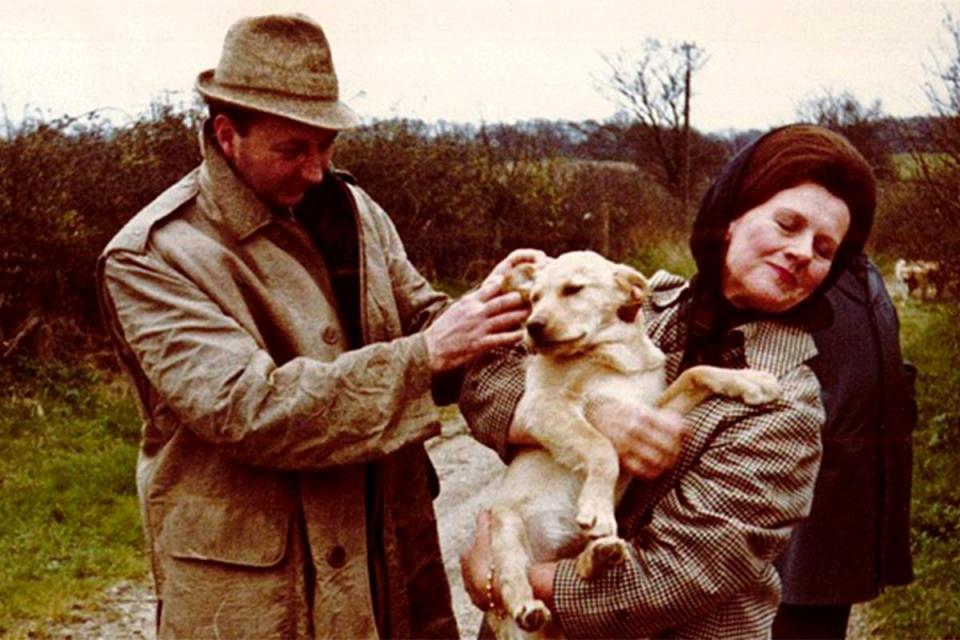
[775,255,915,604]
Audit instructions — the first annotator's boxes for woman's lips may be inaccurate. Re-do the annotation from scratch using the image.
[768,263,798,287]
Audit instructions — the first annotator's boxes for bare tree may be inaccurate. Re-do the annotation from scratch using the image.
[796,89,893,178]
[600,39,708,211]
[890,8,960,279]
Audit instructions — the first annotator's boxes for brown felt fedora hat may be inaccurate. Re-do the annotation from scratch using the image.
[196,13,359,130]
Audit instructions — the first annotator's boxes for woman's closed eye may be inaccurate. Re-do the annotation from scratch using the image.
[814,238,838,260]
[775,211,802,233]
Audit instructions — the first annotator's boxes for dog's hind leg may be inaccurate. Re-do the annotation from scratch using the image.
[490,505,551,634]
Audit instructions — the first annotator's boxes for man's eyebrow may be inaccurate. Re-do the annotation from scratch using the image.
[270,139,311,150]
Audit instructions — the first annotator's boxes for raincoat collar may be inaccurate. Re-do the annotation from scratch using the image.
[198,124,277,242]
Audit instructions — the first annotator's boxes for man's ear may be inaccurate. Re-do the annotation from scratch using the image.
[503,262,539,301]
[212,113,239,159]
[614,264,649,322]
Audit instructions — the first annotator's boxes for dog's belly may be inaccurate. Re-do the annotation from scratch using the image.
[497,449,589,563]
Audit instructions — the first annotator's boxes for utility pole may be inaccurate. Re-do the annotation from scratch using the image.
[681,42,693,214]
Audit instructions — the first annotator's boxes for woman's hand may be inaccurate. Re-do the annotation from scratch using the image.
[460,511,557,613]
[460,511,499,611]
[585,395,689,479]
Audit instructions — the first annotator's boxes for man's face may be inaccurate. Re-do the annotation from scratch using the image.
[214,112,338,208]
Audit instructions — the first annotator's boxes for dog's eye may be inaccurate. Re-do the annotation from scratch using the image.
[561,284,584,296]
[531,292,542,303]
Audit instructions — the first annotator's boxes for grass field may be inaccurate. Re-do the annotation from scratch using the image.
[0,361,145,637]
[0,295,957,637]
[867,297,960,638]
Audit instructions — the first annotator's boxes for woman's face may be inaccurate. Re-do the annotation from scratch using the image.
[722,182,851,313]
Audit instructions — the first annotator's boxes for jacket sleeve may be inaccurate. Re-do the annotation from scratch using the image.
[357,186,466,404]
[100,248,441,471]
[458,345,528,462]
[551,364,824,638]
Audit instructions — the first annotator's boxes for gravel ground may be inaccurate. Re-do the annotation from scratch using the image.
[40,419,877,638]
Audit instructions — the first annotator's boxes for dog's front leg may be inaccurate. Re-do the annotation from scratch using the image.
[656,365,781,414]
[524,397,620,542]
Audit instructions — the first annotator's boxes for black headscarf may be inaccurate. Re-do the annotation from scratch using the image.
[680,125,876,370]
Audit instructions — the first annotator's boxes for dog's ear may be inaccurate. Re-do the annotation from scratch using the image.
[614,264,649,323]
[503,262,540,301]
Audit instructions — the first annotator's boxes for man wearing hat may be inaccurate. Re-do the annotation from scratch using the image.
[97,13,535,638]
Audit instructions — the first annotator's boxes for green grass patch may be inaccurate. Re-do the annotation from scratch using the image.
[892,151,956,181]
[627,235,697,280]
[867,299,960,637]
[0,360,146,636]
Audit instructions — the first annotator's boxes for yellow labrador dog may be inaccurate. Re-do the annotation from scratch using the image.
[487,251,780,639]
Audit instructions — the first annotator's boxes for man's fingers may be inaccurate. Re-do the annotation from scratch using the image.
[491,249,547,276]
[483,290,527,315]
[485,309,529,333]
[479,329,525,350]
[475,274,506,302]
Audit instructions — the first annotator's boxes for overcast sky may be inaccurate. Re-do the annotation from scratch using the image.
[0,0,953,133]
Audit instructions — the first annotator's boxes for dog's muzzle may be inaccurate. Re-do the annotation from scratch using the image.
[525,319,549,346]
[524,319,585,354]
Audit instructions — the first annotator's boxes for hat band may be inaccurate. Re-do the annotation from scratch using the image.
[214,69,338,101]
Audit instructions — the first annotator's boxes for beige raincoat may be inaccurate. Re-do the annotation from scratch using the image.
[98,131,459,638]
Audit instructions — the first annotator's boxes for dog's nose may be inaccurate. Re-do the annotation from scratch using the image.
[525,319,547,344]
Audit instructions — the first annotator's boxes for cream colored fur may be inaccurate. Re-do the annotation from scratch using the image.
[486,251,781,639]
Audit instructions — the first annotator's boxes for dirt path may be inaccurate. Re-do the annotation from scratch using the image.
[42,421,876,638]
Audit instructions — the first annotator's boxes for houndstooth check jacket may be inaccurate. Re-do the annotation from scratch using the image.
[460,271,825,639]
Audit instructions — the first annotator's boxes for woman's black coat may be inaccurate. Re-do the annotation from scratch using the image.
[775,255,915,604]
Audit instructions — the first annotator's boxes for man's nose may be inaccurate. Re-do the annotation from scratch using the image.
[300,152,328,183]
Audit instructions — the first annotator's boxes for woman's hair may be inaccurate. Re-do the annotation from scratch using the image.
[734,125,875,260]
[680,125,876,369]
[690,124,876,293]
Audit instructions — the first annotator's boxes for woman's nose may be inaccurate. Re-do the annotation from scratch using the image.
[785,234,814,264]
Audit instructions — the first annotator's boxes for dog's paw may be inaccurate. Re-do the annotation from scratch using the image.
[576,500,618,539]
[514,599,551,632]
[737,370,781,405]
[576,536,628,579]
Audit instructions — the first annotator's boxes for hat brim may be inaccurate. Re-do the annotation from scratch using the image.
[196,70,360,131]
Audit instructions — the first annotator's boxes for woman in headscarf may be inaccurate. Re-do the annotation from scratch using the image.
[459,124,876,638]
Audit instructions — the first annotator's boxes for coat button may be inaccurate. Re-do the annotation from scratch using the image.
[322,326,339,345]
[326,545,347,568]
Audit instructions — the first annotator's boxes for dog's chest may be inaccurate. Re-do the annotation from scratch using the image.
[584,367,665,406]
[526,356,666,405]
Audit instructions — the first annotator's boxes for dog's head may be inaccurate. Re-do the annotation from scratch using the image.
[508,250,649,356]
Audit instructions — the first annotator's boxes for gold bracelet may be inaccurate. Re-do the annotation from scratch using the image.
[485,565,499,614]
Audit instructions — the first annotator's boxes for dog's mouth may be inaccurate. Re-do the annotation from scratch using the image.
[526,332,587,354]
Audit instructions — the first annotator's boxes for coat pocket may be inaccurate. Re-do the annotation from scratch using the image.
[153,498,291,567]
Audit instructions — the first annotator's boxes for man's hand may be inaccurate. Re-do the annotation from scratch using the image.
[585,396,688,479]
[425,249,545,373]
